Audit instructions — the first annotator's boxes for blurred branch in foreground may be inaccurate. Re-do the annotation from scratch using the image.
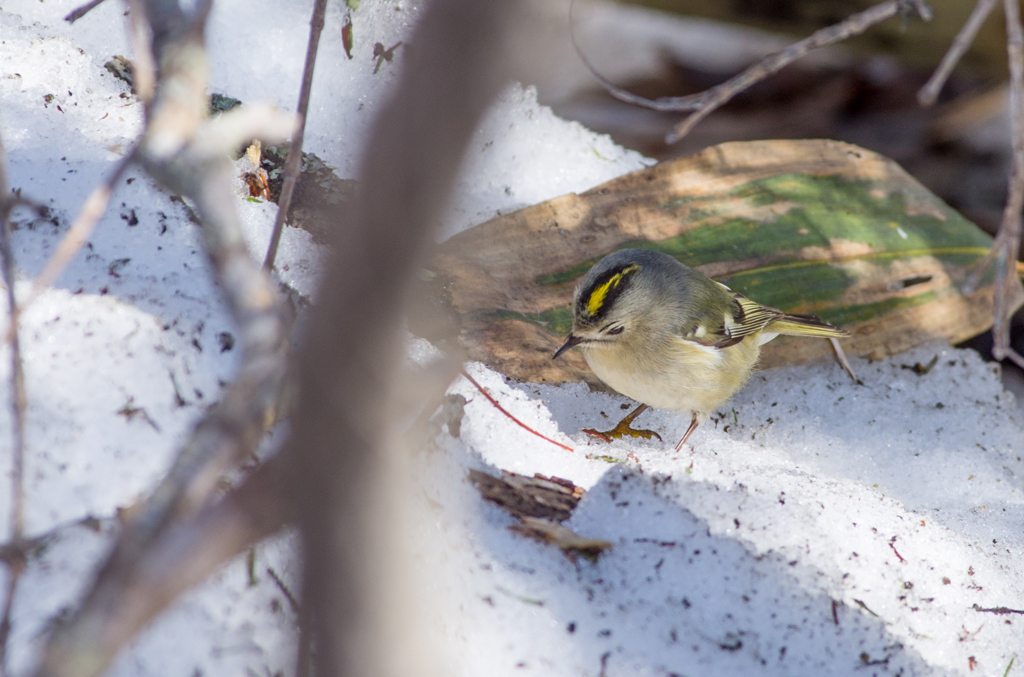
[281,0,534,672]
[0,122,27,677]
[23,0,553,675]
[33,0,295,675]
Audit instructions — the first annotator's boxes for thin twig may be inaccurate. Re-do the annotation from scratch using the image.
[64,0,110,24]
[918,0,999,106]
[566,0,707,114]
[284,1,526,674]
[665,1,932,144]
[0,511,116,667]
[460,370,574,452]
[264,0,327,271]
[571,0,931,144]
[990,0,1024,369]
[266,566,300,614]
[41,458,286,677]
[44,461,285,677]
[963,237,1000,295]
[829,337,859,384]
[973,603,1024,615]
[0,514,114,566]
[0,118,26,677]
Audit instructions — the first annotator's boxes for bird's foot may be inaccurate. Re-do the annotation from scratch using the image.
[582,420,662,443]
[583,403,662,443]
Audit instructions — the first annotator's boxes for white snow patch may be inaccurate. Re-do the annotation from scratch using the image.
[429,343,1024,676]
[443,83,652,239]
[0,1,1021,677]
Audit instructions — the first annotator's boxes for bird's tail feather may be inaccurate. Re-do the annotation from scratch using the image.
[768,312,849,338]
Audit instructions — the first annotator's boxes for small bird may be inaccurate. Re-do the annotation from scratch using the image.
[552,248,850,450]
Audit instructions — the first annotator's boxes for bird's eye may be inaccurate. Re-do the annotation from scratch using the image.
[608,326,624,335]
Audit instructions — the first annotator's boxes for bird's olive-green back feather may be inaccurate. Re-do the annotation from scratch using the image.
[684,283,848,348]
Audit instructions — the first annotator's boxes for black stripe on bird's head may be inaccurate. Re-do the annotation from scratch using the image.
[575,263,642,324]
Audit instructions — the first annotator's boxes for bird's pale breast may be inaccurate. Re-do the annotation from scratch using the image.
[583,333,762,418]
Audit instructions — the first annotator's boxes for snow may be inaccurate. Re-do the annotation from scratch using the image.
[0,1,1022,677]
[434,343,1024,675]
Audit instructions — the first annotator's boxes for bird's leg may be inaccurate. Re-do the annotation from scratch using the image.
[583,403,662,442]
[674,413,700,451]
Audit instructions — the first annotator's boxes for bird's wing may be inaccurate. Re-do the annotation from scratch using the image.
[679,283,783,349]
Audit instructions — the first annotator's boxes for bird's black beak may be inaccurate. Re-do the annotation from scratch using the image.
[552,334,581,360]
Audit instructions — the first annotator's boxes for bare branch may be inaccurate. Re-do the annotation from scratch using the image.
[0,128,26,677]
[264,0,327,271]
[990,0,1024,365]
[1001,345,1024,369]
[565,0,709,114]
[0,515,115,566]
[918,0,999,107]
[665,1,931,144]
[572,0,932,144]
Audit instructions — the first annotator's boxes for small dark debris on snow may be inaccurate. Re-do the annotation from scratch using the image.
[208,92,242,115]
[972,603,1024,615]
[372,40,402,75]
[901,355,939,376]
[854,598,879,617]
[116,397,160,431]
[217,331,235,353]
[104,55,134,89]
[860,652,890,666]
[108,258,130,278]
[718,636,742,652]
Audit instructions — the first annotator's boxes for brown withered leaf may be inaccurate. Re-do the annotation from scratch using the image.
[469,469,582,523]
[509,517,613,561]
[469,469,610,560]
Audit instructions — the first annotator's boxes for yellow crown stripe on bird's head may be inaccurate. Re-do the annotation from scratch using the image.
[585,264,641,317]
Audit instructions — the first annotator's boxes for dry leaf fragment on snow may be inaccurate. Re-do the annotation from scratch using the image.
[469,469,610,559]
[469,469,582,522]
[509,517,612,560]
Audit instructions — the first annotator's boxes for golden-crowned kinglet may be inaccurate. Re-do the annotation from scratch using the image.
[552,248,849,450]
